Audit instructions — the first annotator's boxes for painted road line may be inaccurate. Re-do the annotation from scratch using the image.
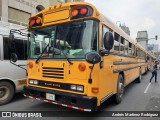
[144,83,151,93]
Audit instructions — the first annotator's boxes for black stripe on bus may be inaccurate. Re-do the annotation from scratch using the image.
[106,52,146,60]
[100,92,114,104]
[113,65,145,73]
[113,61,146,65]
[43,67,64,70]
[43,76,64,79]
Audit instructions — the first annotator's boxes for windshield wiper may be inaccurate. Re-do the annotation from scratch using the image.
[60,50,73,65]
[56,40,73,65]
[35,43,49,64]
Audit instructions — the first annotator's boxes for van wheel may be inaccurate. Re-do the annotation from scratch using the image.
[114,74,124,104]
[0,82,14,105]
[135,70,142,83]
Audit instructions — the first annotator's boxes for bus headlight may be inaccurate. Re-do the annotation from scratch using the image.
[33,80,38,85]
[77,86,83,92]
[70,85,76,90]
[29,80,39,85]
[29,80,34,84]
[70,85,84,92]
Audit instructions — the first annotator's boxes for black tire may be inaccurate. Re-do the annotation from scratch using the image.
[135,70,142,83]
[114,74,124,104]
[0,81,14,105]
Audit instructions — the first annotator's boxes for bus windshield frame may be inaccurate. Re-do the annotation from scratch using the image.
[28,19,99,59]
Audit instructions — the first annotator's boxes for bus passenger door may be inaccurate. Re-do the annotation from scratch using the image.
[98,25,115,104]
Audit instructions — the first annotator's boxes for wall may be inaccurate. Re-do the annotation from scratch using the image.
[1,0,50,22]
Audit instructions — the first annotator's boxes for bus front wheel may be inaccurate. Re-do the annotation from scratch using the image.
[114,74,124,104]
[0,81,14,105]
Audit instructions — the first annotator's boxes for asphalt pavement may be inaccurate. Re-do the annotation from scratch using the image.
[0,70,160,120]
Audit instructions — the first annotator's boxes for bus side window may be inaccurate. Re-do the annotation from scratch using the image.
[120,37,124,54]
[139,50,142,58]
[136,48,139,57]
[129,42,132,56]
[102,25,113,49]
[141,50,145,59]
[92,22,98,51]
[125,40,129,55]
[114,32,120,53]
[132,45,135,56]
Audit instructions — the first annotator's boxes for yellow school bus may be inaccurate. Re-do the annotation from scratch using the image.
[19,2,155,111]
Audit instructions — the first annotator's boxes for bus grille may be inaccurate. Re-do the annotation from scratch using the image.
[42,67,64,79]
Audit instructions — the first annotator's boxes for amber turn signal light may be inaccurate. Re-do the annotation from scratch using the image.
[28,62,33,69]
[71,9,79,17]
[36,17,42,24]
[92,87,99,93]
[78,63,86,72]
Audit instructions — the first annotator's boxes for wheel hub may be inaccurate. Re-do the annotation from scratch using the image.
[0,87,9,100]
[119,81,124,98]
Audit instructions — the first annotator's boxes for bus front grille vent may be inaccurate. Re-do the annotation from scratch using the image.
[42,67,64,79]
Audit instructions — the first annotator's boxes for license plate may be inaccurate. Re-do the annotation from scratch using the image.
[46,93,55,101]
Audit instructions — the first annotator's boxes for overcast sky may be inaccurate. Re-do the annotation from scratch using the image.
[85,0,160,49]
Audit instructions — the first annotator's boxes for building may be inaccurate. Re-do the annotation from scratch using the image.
[154,44,159,51]
[120,24,130,36]
[148,44,159,52]
[136,31,148,50]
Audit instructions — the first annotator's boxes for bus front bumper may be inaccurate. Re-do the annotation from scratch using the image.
[23,86,97,112]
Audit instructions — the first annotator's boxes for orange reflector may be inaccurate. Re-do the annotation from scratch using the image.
[36,17,42,24]
[71,9,78,17]
[28,62,33,69]
[80,7,87,15]
[30,19,35,26]
[78,63,86,72]
[92,87,99,93]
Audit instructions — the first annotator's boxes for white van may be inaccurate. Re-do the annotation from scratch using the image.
[0,20,27,105]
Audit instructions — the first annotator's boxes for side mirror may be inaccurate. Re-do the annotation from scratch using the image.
[9,33,15,48]
[85,52,101,64]
[103,32,114,51]
[10,53,18,63]
[9,33,14,41]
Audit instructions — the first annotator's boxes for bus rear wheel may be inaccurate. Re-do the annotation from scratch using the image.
[114,74,124,104]
[0,82,14,105]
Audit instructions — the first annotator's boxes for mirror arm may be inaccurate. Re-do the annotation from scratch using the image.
[10,60,27,72]
[18,64,27,66]
[99,49,110,56]
[88,64,95,84]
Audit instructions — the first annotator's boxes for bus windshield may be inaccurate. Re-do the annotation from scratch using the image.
[29,20,98,59]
